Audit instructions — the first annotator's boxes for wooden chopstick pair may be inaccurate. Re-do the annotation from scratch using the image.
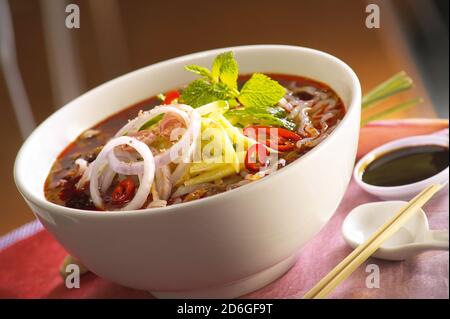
[303,183,443,299]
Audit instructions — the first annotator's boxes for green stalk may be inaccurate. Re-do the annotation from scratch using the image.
[362,71,413,109]
[361,98,422,126]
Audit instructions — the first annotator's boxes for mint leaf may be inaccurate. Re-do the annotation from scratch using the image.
[185,65,213,80]
[181,79,235,108]
[238,73,285,108]
[224,106,296,130]
[211,51,238,89]
[182,53,286,114]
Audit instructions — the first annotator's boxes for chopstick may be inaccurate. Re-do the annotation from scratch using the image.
[303,183,443,299]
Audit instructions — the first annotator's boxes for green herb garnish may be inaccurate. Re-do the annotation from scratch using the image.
[181,51,291,129]
[225,106,296,130]
[238,73,286,108]
[184,65,215,81]
[181,79,236,108]
[211,51,239,89]
[181,51,285,108]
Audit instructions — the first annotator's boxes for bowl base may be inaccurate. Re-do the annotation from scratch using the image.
[149,254,297,299]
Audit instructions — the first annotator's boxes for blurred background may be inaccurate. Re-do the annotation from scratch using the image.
[0,0,448,235]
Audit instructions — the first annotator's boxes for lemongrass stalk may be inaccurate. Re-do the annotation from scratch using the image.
[361,98,422,126]
[362,71,413,109]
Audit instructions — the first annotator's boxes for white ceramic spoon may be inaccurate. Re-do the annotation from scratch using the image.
[342,201,449,261]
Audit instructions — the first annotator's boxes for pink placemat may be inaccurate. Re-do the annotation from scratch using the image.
[0,122,448,299]
[247,181,449,299]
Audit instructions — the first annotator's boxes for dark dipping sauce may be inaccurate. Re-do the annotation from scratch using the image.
[362,144,449,187]
[44,74,345,211]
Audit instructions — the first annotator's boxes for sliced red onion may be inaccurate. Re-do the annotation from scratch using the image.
[185,106,202,160]
[112,104,201,169]
[108,150,143,175]
[75,163,92,190]
[89,136,155,210]
[115,105,190,137]
[157,104,201,166]
[100,166,116,193]
[155,165,172,201]
[75,158,88,173]
[84,104,201,209]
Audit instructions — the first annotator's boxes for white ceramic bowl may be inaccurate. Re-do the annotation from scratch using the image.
[14,45,361,298]
[354,134,449,201]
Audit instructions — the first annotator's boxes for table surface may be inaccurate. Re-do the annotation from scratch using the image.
[0,0,440,235]
[1,127,447,299]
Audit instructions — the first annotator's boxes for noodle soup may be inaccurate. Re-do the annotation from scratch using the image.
[45,71,345,211]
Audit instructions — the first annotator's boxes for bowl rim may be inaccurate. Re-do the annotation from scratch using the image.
[14,44,362,218]
[353,134,449,193]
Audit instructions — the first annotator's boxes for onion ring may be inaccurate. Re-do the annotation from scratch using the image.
[111,104,201,170]
[89,136,155,210]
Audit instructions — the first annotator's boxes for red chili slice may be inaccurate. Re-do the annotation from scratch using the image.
[275,137,296,151]
[243,125,301,152]
[277,128,301,142]
[111,178,136,206]
[245,143,270,172]
[163,90,180,104]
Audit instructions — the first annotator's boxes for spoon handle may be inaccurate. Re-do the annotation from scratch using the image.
[425,230,449,250]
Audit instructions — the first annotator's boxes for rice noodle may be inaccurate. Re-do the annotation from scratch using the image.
[283,82,343,150]
[323,99,338,112]
[108,150,143,175]
[296,122,339,149]
[288,100,311,120]
[75,162,92,190]
[298,106,313,136]
[278,97,294,112]
[310,98,337,115]
[318,112,335,132]
[100,166,116,193]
